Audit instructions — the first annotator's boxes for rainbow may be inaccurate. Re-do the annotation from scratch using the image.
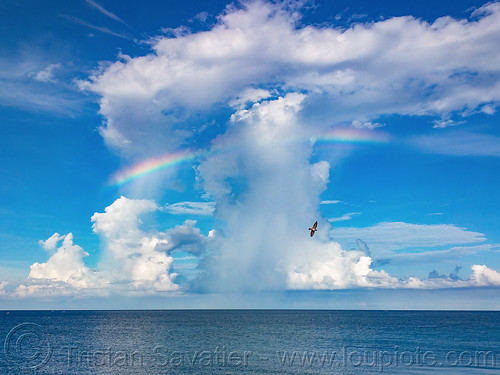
[109,128,390,187]
[109,150,197,187]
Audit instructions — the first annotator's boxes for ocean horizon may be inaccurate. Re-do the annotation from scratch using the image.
[1,310,498,374]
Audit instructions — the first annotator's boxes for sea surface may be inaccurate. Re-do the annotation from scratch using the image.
[0,310,498,374]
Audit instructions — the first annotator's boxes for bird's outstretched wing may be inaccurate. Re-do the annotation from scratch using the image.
[312,221,318,230]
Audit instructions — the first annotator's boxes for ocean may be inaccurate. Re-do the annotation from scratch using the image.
[1,310,498,374]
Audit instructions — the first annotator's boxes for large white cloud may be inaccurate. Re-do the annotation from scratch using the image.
[16,196,213,297]
[91,196,178,292]
[286,242,399,290]
[81,0,500,160]
[28,233,91,286]
[90,197,212,292]
[192,93,401,292]
[470,264,500,286]
[17,233,103,297]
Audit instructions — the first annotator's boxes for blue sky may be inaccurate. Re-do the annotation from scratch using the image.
[1,0,500,309]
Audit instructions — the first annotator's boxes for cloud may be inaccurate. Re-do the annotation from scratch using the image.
[191,93,401,292]
[15,196,216,297]
[432,118,463,128]
[0,59,83,115]
[351,120,384,129]
[356,239,371,256]
[0,281,7,296]
[428,266,461,280]
[81,0,500,160]
[38,232,64,252]
[33,63,62,83]
[163,220,214,254]
[85,0,131,27]
[286,243,399,290]
[289,262,500,290]
[91,196,178,292]
[89,196,212,292]
[91,196,158,239]
[164,201,215,216]
[193,93,325,291]
[320,200,342,205]
[387,244,497,265]
[191,11,211,24]
[410,131,500,157]
[17,233,102,296]
[470,264,500,286]
[331,221,486,256]
[328,212,361,222]
[27,233,92,286]
[228,87,272,108]
[406,265,500,288]
[61,15,131,39]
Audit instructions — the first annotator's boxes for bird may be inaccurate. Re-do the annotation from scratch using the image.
[308,221,318,237]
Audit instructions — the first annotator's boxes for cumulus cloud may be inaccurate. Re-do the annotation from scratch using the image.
[38,232,64,252]
[17,233,102,297]
[193,94,322,291]
[28,233,93,287]
[286,243,399,289]
[470,264,500,286]
[89,196,212,292]
[91,196,178,292]
[16,196,215,297]
[190,92,401,292]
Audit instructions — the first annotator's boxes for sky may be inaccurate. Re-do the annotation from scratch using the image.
[1,0,500,309]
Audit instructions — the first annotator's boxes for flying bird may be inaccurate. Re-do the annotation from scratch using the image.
[309,221,318,237]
